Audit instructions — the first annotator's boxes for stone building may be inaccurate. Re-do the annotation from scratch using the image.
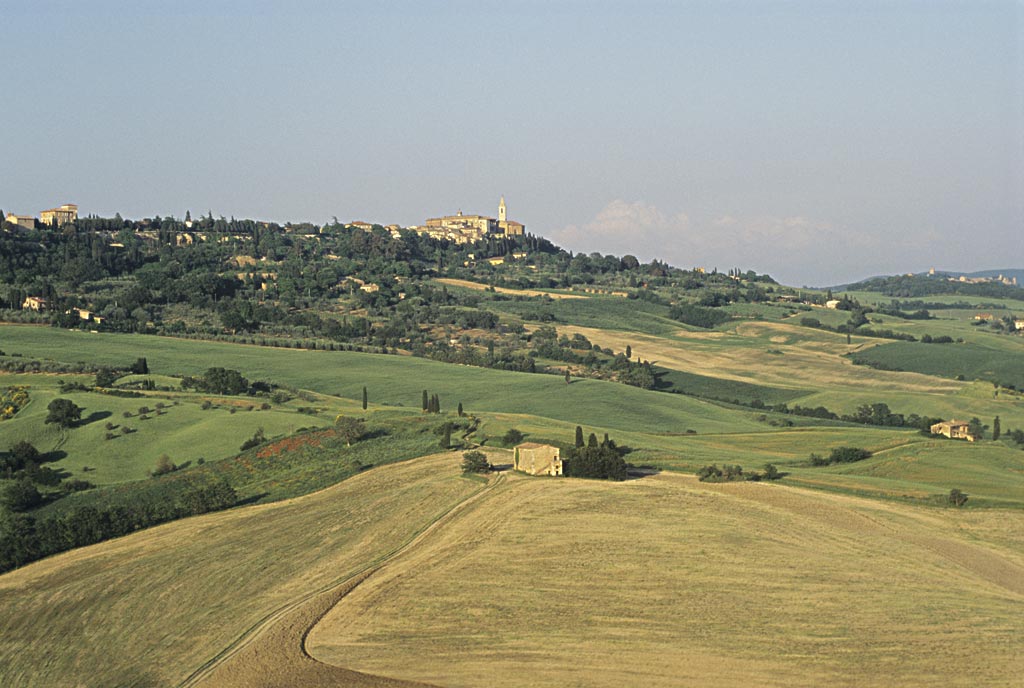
[5,213,36,230]
[930,420,976,442]
[40,203,78,226]
[419,197,526,244]
[513,442,563,476]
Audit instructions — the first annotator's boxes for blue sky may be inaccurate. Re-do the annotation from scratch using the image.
[1,0,1021,285]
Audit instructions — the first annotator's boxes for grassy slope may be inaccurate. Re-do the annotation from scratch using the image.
[0,326,765,436]
[306,470,1024,688]
[0,374,336,486]
[850,339,1024,389]
[0,453,484,688]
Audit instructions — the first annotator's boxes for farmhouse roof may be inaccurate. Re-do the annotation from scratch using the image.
[516,442,555,449]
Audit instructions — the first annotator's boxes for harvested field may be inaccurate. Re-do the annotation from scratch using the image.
[309,472,1024,687]
[554,323,966,394]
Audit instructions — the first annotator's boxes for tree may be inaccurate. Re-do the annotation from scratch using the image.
[565,369,571,384]
[441,422,452,449]
[457,402,464,417]
[575,426,585,448]
[948,488,968,507]
[95,368,118,387]
[1,479,42,511]
[588,433,599,448]
[503,428,524,446]
[968,417,984,440]
[335,416,366,446]
[763,463,781,481]
[8,440,40,469]
[362,386,368,411]
[45,398,83,428]
[461,450,491,474]
[422,389,429,412]
[993,416,1001,442]
[625,345,632,359]
[130,357,149,374]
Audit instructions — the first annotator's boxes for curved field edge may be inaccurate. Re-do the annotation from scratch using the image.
[0,452,489,688]
[307,473,1024,688]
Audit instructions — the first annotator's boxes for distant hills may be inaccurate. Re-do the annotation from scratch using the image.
[832,269,1024,301]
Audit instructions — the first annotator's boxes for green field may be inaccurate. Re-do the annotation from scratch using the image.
[850,339,1024,389]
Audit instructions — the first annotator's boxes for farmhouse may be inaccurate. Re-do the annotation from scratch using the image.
[4,213,37,230]
[513,442,563,476]
[930,419,976,442]
[825,299,841,309]
[22,296,47,311]
[40,203,78,226]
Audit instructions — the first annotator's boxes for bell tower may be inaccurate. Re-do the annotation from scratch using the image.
[498,196,507,222]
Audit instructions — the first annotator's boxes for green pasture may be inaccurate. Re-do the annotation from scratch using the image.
[849,339,1024,389]
[0,326,767,436]
[0,374,339,486]
[655,367,809,406]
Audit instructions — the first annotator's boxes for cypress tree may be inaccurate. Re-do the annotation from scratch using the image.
[575,426,584,448]
[434,394,441,414]
[362,386,368,410]
[565,369,571,384]
[457,402,463,417]
[625,345,632,359]
[993,416,1001,441]
[422,389,428,412]
[442,422,452,448]
[588,433,599,448]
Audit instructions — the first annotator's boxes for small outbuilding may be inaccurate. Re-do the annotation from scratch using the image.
[513,442,563,476]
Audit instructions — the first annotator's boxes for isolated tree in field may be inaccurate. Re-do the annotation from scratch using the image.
[362,386,368,410]
[625,344,632,359]
[45,398,83,428]
[575,425,585,448]
[565,369,571,384]
[461,450,491,474]
[948,488,968,507]
[993,416,1001,441]
[457,402,463,417]
[442,422,452,449]
[422,389,428,412]
[335,416,366,446]
[763,463,781,481]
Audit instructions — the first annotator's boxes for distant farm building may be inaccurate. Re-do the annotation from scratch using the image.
[513,443,563,476]
[930,420,976,442]
[5,213,37,230]
[22,296,47,311]
[825,299,841,309]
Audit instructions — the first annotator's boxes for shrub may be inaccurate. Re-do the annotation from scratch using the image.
[151,454,177,476]
[948,488,968,507]
[461,450,491,474]
[1,479,42,511]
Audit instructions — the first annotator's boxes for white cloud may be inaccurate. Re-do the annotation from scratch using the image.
[552,200,904,285]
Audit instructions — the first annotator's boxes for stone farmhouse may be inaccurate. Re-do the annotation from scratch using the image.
[513,442,564,476]
[930,420,976,442]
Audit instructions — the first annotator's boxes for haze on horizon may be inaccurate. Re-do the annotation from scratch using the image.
[1,0,1021,287]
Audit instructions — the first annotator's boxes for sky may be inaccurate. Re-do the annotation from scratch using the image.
[1,0,1021,286]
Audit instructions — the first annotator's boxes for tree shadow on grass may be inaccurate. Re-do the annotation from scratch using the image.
[76,410,112,427]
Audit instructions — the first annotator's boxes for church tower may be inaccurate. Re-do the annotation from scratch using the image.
[498,196,506,222]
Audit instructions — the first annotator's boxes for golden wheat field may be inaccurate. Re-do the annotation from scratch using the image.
[1,451,1022,687]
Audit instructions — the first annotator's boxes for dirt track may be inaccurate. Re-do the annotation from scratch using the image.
[183,472,506,688]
